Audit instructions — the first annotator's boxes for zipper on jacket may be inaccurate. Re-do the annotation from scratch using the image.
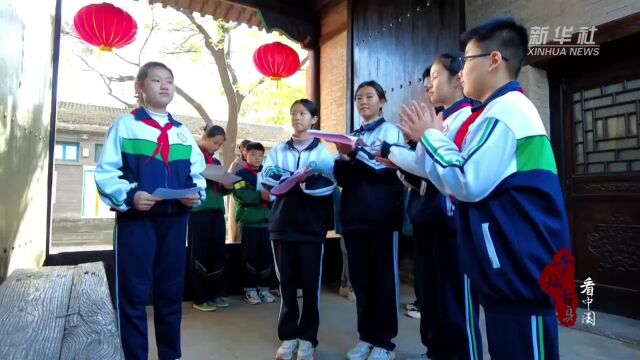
[294,148,302,170]
[164,166,170,214]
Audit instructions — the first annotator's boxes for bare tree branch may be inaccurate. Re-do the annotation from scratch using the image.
[115,53,139,67]
[61,27,81,40]
[245,77,266,97]
[76,54,135,107]
[300,55,309,69]
[182,12,237,100]
[167,25,198,33]
[182,10,240,168]
[163,50,201,55]
[175,86,213,124]
[224,30,239,89]
[176,32,201,49]
[137,6,158,65]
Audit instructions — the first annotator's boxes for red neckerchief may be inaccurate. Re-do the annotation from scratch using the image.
[134,109,174,174]
[200,146,219,198]
[199,146,215,165]
[453,108,485,150]
[243,163,268,208]
[453,88,524,150]
[243,162,259,176]
[442,101,472,212]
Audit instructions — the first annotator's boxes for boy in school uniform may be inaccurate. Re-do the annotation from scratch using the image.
[398,16,570,360]
[233,142,276,305]
[228,139,253,243]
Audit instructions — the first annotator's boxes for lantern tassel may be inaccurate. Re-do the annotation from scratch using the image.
[270,76,282,91]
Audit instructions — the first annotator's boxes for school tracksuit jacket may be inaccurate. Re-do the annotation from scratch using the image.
[95,107,206,360]
[386,98,483,360]
[234,164,273,290]
[334,118,404,351]
[259,137,335,347]
[406,81,570,360]
[189,147,230,305]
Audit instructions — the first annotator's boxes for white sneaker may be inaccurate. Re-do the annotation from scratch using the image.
[297,339,315,360]
[405,301,419,312]
[346,341,374,360]
[406,308,421,319]
[347,290,357,303]
[245,289,261,305]
[275,339,298,360]
[367,347,396,360]
[406,353,428,360]
[259,289,276,303]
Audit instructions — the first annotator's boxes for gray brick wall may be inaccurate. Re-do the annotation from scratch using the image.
[519,66,550,133]
[465,0,640,32]
[465,0,640,133]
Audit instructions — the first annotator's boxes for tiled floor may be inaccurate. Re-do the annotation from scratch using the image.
[146,285,640,359]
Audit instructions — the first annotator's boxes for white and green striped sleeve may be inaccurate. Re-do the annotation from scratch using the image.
[95,118,136,212]
[185,129,206,200]
[388,144,428,178]
[416,117,517,202]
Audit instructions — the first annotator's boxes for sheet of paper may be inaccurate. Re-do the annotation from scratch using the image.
[271,168,323,196]
[201,164,242,184]
[307,129,359,147]
[152,187,200,200]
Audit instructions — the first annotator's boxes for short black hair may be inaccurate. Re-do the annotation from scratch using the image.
[434,52,464,77]
[136,61,173,83]
[423,52,463,81]
[203,124,226,139]
[354,80,386,102]
[239,139,252,149]
[291,99,319,118]
[422,66,431,81]
[461,16,529,78]
[245,142,265,153]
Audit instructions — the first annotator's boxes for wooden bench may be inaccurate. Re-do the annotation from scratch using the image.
[0,262,123,359]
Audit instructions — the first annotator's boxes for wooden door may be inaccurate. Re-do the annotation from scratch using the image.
[563,55,640,319]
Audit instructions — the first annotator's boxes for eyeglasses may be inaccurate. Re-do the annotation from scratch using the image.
[459,52,509,65]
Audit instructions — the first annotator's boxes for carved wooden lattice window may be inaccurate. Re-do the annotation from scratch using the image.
[573,78,640,174]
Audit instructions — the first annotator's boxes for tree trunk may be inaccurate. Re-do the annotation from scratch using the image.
[221,92,246,168]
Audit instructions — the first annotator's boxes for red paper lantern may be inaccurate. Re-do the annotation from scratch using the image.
[73,3,138,53]
[253,42,301,82]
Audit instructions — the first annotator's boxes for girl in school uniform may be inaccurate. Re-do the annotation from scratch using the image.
[381,53,482,360]
[334,81,405,360]
[189,124,234,312]
[259,99,336,360]
[96,61,206,360]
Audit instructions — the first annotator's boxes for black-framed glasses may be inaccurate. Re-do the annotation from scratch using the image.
[459,52,509,65]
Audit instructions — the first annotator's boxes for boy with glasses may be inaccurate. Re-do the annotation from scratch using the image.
[399,16,570,360]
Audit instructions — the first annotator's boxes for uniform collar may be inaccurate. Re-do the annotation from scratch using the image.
[286,136,320,151]
[442,98,472,120]
[243,163,262,175]
[471,81,524,113]
[133,107,182,127]
[354,117,385,135]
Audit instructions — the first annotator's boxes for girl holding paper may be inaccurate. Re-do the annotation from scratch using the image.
[189,124,234,312]
[95,62,206,360]
[334,80,405,360]
[259,99,336,360]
